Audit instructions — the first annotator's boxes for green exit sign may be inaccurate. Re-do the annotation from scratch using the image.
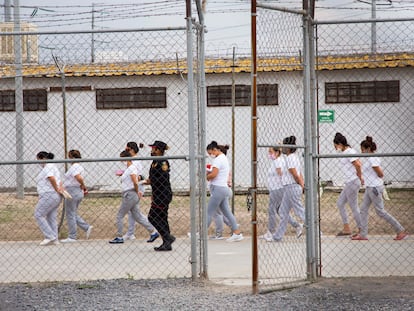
[318,110,335,123]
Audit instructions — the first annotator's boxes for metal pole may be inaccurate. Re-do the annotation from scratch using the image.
[14,0,24,199]
[303,0,317,281]
[371,0,377,53]
[187,0,201,280]
[5,0,12,21]
[91,3,95,63]
[251,0,259,295]
[231,46,236,215]
[308,0,320,280]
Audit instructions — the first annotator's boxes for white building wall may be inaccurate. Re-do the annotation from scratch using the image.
[0,67,412,191]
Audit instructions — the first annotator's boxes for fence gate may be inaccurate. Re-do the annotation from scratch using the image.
[254,3,311,292]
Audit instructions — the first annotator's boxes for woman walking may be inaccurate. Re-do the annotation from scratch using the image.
[333,132,363,236]
[352,136,408,241]
[271,136,305,242]
[61,150,93,243]
[109,150,158,244]
[206,141,243,242]
[261,145,303,241]
[34,151,62,246]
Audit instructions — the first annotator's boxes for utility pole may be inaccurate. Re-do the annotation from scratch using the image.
[4,0,12,21]
[91,3,95,63]
[14,0,25,199]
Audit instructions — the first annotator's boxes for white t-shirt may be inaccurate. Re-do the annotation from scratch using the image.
[268,157,283,190]
[340,147,359,183]
[37,163,61,195]
[282,153,301,186]
[132,158,145,193]
[210,153,229,187]
[363,156,383,187]
[64,163,84,187]
[121,165,138,192]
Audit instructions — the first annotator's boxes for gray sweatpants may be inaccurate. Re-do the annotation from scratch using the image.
[273,184,305,241]
[34,192,62,240]
[116,190,154,237]
[360,185,404,237]
[337,178,362,228]
[268,188,299,233]
[207,185,238,231]
[125,184,145,236]
[214,187,233,234]
[64,186,90,239]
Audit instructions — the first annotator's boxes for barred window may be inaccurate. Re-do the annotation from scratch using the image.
[207,84,278,107]
[325,80,399,104]
[0,89,48,112]
[96,87,167,109]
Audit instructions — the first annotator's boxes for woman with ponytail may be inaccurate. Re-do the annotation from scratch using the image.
[333,132,363,237]
[352,136,408,241]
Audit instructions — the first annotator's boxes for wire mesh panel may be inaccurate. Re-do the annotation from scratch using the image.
[315,20,414,277]
[255,7,308,290]
[0,27,202,282]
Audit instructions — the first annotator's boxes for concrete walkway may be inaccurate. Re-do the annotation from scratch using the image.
[0,235,412,285]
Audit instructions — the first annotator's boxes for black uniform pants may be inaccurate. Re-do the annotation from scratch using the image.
[148,203,172,243]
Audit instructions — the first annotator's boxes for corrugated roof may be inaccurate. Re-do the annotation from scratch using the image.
[0,52,413,78]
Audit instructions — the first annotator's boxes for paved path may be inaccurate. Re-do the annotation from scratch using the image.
[1,235,413,286]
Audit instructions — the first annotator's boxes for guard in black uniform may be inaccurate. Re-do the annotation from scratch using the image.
[147,140,175,251]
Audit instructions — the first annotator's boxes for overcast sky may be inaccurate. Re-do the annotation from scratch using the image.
[3,0,414,57]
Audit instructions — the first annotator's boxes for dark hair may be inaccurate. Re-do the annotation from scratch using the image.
[282,136,297,153]
[218,144,230,155]
[126,142,139,153]
[333,132,350,147]
[37,151,54,160]
[120,150,132,158]
[68,149,81,159]
[206,141,219,151]
[360,136,377,152]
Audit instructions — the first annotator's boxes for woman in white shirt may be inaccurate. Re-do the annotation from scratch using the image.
[61,150,92,243]
[109,150,158,244]
[333,132,363,237]
[352,136,408,241]
[271,136,306,242]
[206,141,243,242]
[261,145,303,241]
[34,151,62,246]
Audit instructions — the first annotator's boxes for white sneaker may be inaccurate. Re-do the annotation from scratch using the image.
[39,239,52,246]
[259,231,273,240]
[61,238,77,243]
[122,234,136,241]
[86,226,93,239]
[226,233,244,242]
[51,239,60,245]
[296,223,304,238]
[209,233,224,240]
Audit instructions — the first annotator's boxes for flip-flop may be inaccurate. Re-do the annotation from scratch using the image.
[336,231,352,237]
[351,234,368,240]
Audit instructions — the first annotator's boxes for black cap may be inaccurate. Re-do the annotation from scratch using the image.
[149,140,168,151]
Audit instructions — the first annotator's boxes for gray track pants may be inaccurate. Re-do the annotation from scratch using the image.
[268,188,299,233]
[64,186,90,239]
[116,190,154,237]
[34,192,62,240]
[337,178,362,228]
[360,185,404,237]
[207,185,238,231]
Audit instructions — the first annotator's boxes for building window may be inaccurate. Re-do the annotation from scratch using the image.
[325,80,399,104]
[0,89,47,111]
[207,84,278,107]
[96,87,167,109]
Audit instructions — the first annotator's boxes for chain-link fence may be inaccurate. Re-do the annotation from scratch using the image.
[0,23,207,282]
[315,19,414,278]
[253,3,414,293]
